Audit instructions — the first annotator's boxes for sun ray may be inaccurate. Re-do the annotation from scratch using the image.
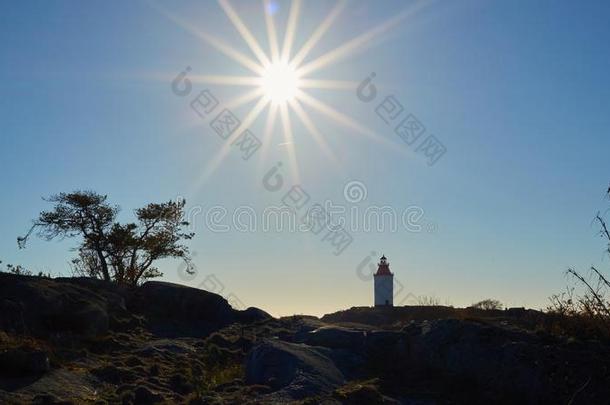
[279,103,301,183]
[195,96,270,187]
[289,0,346,68]
[295,89,398,150]
[296,4,426,77]
[289,98,340,167]
[198,32,266,75]
[200,32,265,75]
[224,88,266,110]
[257,103,279,176]
[218,0,271,67]
[263,0,280,62]
[159,0,418,187]
[281,0,301,63]
[298,79,359,90]
[191,75,262,86]
[149,3,265,75]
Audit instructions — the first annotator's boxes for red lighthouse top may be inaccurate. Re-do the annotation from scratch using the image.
[374,255,393,276]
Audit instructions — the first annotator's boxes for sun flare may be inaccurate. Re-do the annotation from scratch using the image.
[162,0,421,183]
[260,62,300,104]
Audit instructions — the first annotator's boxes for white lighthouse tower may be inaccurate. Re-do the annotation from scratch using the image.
[374,255,394,306]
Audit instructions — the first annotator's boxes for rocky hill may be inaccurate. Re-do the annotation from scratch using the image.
[1,273,609,404]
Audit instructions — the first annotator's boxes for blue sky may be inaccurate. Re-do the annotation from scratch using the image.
[1,0,609,316]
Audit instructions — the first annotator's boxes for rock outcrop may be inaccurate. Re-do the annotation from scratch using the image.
[0,274,271,340]
[0,273,272,404]
[243,319,610,403]
[0,274,122,338]
[0,348,50,377]
[2,274,609,404]
[130,281,237,337]
[245,339,345,400]
[304,326,366,351]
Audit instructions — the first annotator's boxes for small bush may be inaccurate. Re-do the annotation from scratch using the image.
[0,261,32,276]
[416,295,441,306]
[469,299,503,311]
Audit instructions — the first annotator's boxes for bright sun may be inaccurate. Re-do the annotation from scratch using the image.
[172,0,412,181]
[260,62,299,104]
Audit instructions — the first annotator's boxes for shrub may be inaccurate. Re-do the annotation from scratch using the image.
[469,299,503,311]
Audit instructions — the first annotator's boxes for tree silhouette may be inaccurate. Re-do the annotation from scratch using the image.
[19,191,194,286]
[470,299,503,311]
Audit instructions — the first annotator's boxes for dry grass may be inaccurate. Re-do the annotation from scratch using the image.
[0,331,50,352]
[546,188,610,341]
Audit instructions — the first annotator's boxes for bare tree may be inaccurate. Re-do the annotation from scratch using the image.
[19,191,195,286]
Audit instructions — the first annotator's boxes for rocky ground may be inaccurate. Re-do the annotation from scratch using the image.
[1,273,609,404]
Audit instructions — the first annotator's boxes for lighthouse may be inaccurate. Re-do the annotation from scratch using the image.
[374,255,394,306]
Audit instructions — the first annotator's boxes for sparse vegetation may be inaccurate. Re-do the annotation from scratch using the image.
[3,272,610,403]
[0,261,32,276]
[0,260,51,278]
[199,343,244,390]
[18,191,195,286]
[547,184,610,339]
[416,295,441,306]
[470,299,503,311]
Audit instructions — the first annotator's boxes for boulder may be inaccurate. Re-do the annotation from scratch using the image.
[129,281,237,337]
[245,339,345,399]
[305,326,366,351]
[0,275,272,340]
[91,364,137,385]
[290,317,328,343]
[407,319,547,403]
[363,330,409,372]
[169,373,194,395]
[133,386,165,404]
[0,273,113,338]
[31,393,73,405]
[235,307,273,324]
[0,348,50,377]
[333,381,402,404]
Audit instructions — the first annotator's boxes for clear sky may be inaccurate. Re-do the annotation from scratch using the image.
[1,0,610,317]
